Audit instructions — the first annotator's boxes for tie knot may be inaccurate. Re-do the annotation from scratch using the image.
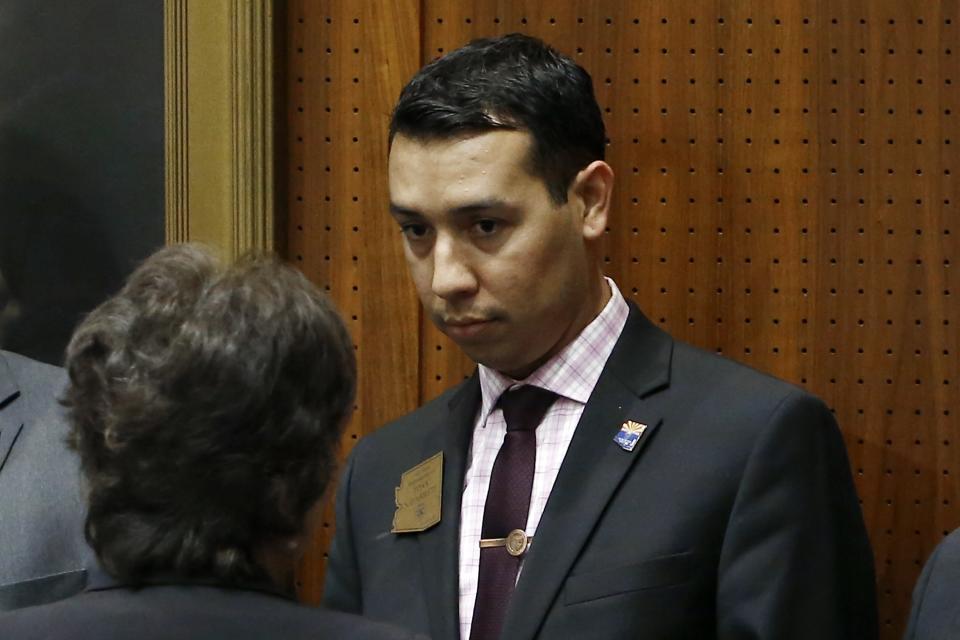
[498,386,557,433]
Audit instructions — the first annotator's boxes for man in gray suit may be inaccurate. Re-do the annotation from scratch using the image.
[0,349,91,610]
[904,529,960,639]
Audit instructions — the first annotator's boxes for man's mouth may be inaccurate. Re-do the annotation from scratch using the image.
[441,317,495,340]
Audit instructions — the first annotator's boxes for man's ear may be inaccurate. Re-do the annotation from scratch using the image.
[571,161,614,240]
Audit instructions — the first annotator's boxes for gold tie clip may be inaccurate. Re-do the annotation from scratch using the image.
[479,529,533,557]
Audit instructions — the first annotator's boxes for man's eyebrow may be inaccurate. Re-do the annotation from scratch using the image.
[389,199,510,218]
[449,199,509,215]
[389,203,421,218]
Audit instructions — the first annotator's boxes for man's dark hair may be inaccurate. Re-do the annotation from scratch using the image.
[62,244,356,585]
[389,33,606,204]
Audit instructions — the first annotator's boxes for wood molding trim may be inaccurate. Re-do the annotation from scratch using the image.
[230,0,275,255]
[163,0,189,244]
[163,0,276,258]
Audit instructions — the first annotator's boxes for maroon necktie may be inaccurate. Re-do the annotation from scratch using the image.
[470,385,558,640]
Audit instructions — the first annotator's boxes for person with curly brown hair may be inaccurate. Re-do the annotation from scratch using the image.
[0,244,421,640]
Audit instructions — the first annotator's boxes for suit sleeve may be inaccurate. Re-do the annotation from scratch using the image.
[716,392,879,640]
[903,529,960,640]
[322,441,363,614]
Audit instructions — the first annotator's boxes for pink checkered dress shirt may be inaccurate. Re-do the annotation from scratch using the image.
[457,278,630,639]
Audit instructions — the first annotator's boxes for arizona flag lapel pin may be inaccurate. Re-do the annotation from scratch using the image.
[614,420,647,452]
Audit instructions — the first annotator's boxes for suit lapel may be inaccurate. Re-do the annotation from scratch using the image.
[418,373,480,640]
[502,307,674,640]
[0,352,25,473]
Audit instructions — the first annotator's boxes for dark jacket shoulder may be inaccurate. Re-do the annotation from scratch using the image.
[0,583,423,639]
[670,338,830,426]
[352,379,470,454]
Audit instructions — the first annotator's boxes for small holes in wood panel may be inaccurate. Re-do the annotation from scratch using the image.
[287,0,423,602]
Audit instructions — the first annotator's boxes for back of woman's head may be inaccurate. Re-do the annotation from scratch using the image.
[63,244,356,585]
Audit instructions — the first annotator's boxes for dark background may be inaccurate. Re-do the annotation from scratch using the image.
[0,0,164,365]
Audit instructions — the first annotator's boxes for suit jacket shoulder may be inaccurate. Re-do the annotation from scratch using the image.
[905,528,960,639]
[0,583,424,640]
[342,377,476,508]
[609,310,830,462]
[356,381,468,451]
[323,374,478,636]
[678,332,814,401]
[668,338,831,438]
[1,350,65,398]
[0,350,91,611]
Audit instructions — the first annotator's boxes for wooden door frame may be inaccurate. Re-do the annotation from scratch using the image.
[164,0,279,258]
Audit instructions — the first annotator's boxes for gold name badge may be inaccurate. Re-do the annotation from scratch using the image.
[391,451,443,533]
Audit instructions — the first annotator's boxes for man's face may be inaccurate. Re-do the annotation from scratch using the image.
[388,131,600,379]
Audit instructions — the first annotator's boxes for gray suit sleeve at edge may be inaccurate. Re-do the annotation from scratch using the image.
[322,439,363,614]
[903,535,948,640]
[716,392,878,640]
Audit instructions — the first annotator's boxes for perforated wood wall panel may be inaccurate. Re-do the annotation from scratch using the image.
[286,0,422,600]
[287,2,958,636]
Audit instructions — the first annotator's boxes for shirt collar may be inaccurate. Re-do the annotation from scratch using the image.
[477,277,629,424]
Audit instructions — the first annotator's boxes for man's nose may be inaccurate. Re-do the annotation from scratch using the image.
[431,236,479,300]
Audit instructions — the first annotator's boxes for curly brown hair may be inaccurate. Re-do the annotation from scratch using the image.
[62,244,356,585]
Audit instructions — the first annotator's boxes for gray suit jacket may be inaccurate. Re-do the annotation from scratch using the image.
[0,350,92,610]
[904,528,960,639]
[324,304,878,639]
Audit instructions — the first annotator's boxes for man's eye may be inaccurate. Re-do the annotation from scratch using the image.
[474,219,498,235]
[400,223,429,238]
